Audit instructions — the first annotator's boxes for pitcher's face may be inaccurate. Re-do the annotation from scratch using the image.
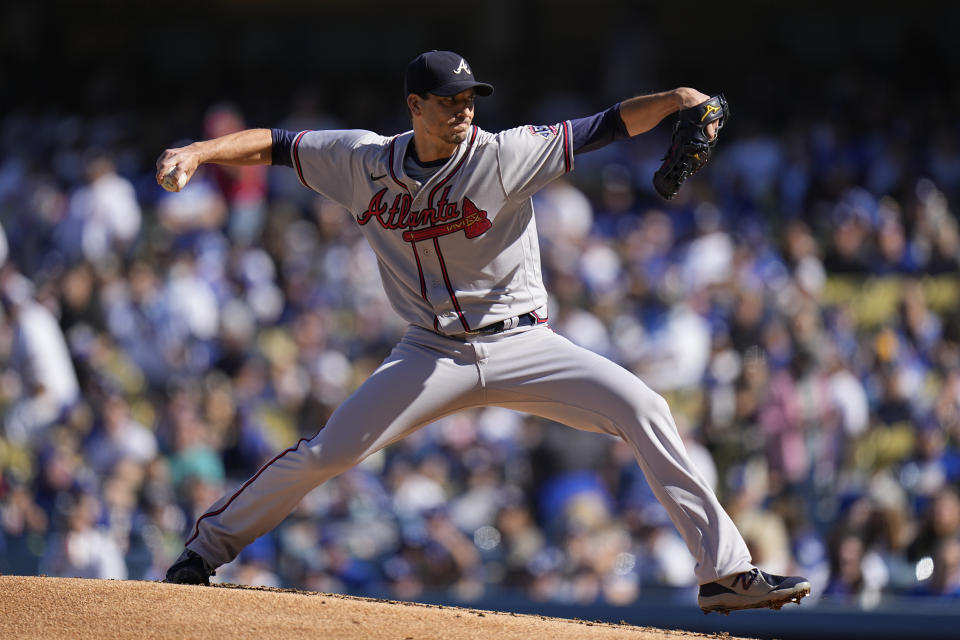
[411,88,476,146]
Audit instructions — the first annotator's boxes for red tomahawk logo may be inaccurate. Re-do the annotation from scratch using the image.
[402,197,492,242]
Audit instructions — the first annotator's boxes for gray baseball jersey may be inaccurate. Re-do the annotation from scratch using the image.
[181,120,754,588]
[290,124,569,334]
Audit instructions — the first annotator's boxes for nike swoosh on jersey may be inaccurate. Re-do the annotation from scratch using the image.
[370,173,387,181]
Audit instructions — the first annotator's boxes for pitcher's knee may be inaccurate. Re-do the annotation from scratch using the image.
[650,391,673,419]
[623,387,677,433]
[630,385,670,418]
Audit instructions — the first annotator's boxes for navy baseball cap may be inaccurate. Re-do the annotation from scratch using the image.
[405,51,494,98]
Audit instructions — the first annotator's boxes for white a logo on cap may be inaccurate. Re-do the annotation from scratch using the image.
[454,58,471,75]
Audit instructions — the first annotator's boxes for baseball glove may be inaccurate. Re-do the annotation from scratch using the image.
[652,94,729,200]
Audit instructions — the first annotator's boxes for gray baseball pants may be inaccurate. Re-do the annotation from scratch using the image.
[186,324,753,584]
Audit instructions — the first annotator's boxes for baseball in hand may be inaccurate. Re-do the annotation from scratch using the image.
[161,169,188,192]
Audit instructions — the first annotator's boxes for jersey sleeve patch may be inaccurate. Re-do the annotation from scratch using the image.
[527,125,560,139]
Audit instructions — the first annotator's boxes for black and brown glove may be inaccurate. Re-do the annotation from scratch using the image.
[652,94,729,200]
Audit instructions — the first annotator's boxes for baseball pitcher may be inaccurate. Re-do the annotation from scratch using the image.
[157,50,809,614]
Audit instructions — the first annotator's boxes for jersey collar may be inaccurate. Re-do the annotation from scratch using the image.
[389,127,478,200]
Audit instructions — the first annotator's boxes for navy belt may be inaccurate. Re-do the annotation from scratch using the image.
[465,312,542,336]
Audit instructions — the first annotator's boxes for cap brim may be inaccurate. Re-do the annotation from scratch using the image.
[430,80,494,97]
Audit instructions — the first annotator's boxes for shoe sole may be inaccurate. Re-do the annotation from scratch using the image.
[699,584,811,615]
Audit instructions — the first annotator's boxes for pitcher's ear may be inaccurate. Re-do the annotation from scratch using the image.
[407,94,421,116]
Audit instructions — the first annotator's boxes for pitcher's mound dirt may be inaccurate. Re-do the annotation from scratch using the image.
[0,575,753,640]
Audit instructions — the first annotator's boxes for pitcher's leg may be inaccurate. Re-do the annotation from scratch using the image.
[187,330,484,567]
[484,328,752,584]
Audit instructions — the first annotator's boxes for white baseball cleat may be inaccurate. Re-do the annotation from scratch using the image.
[698,567,811,614]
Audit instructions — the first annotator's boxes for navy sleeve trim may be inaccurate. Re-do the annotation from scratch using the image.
[292,131,311,188]
[569,104,630,155]
[271,128,297,167]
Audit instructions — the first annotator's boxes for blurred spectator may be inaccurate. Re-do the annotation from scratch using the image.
[910,536,960,598]
[57,152,141,267]
[824,204,874,274]
[84,392,157,474]
[163,388,225,496]
[2,270,80,446]
[725,459,794,577]
[0,483,49,575]
[203,104,268,246]
[42,491,127,580]
[495,499,546,589]
[823,531,888,607]
[420,507,483,599]
[907,487,960,563]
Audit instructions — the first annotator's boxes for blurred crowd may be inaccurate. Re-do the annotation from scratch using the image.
[2,79,960,610]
